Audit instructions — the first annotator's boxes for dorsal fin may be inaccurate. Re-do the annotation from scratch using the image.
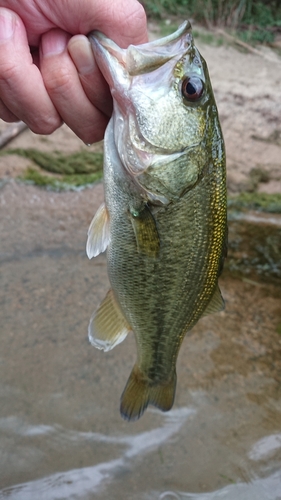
[202,285,225,317]
[88,290,131,352]
[86,203,110,259]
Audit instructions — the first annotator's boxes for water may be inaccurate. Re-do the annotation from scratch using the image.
[0,182,281,499]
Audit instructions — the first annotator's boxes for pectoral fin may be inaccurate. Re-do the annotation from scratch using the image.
[202,285,225,317]
[88,289,131,352]
[86,203,110,259]
[129,204,160,258]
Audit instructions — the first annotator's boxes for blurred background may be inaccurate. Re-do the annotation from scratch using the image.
[0,1,281,499]
[143,0,281,45]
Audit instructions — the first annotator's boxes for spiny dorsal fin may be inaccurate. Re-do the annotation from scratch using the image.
[86,202,110,259]
[129,204,160,258]
[202,285,225,317]
[120,364,176,421]
[88,289,131,352]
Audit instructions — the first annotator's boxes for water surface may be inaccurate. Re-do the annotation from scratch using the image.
[0,182,280,499]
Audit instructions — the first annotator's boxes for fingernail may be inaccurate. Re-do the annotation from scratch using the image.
[68,35,95,75]
[41,29,69,56]
[0,9,16,41]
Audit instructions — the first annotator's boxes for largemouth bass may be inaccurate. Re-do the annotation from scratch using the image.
[87,22,227,421]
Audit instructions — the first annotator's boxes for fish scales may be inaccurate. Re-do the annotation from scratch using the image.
[87,21,227,421]
[107,144,225,374]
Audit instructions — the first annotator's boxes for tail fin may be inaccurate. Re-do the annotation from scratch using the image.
[120,364,176,421]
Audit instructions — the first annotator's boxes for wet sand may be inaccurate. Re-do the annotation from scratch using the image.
[0,180,281,499]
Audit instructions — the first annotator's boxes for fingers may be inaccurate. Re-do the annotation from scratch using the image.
[50,0,148,47]
[0,98,20,122]
[0,1,147,142]
[68,35,113,117]
[0,8,61,133]
[97,0,148,47]
[40,29,109,144]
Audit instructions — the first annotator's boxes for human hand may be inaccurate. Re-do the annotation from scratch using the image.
[0,0,147,143]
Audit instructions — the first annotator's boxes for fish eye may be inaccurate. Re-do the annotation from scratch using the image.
[182,76,204,101]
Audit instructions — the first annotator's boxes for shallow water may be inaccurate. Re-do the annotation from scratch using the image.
[0,182,281,499]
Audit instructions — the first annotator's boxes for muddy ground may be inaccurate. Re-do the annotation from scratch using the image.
[0,22,281,499]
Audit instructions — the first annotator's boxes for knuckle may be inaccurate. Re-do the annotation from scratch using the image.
[0,57,63,135]
[132,3,147,25]
[0,60,21,87]
[80,119,108,144]
[44,66,73,96]
[28,114,62,135]
[118,3,147,43]
[82,128,105,144]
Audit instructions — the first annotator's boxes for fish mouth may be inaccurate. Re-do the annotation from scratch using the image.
[88,32,128,94]
[88,22,197,183]
[88,20,193,86]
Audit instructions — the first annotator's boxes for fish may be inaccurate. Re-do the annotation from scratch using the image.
[87,21,227,421]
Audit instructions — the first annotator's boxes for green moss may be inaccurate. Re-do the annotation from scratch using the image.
[243,167,271,193]
[226,218,281,285]
[19,168,58,188]
[19,167,103,191]
[1,148,103,175]
[249,168,270,185]
[0,147,104,190]
[277,324,281,336]
[228,193,281,214]
[62,172,103,186]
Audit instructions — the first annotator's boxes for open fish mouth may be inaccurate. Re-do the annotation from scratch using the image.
[88,20,193,84]
[88,21,201,178]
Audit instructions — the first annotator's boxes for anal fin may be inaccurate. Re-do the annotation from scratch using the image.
[120,365,177,421]
[202,285,225,317]
[89,289,131,352]
[86,202,110,259]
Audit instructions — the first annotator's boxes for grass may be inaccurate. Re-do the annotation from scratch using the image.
[157,20,180,37]
[193,29,224,46]
[143,0,281,26]
[157,22,225,46]
[142,0,281,45]
[238,26,275,44]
